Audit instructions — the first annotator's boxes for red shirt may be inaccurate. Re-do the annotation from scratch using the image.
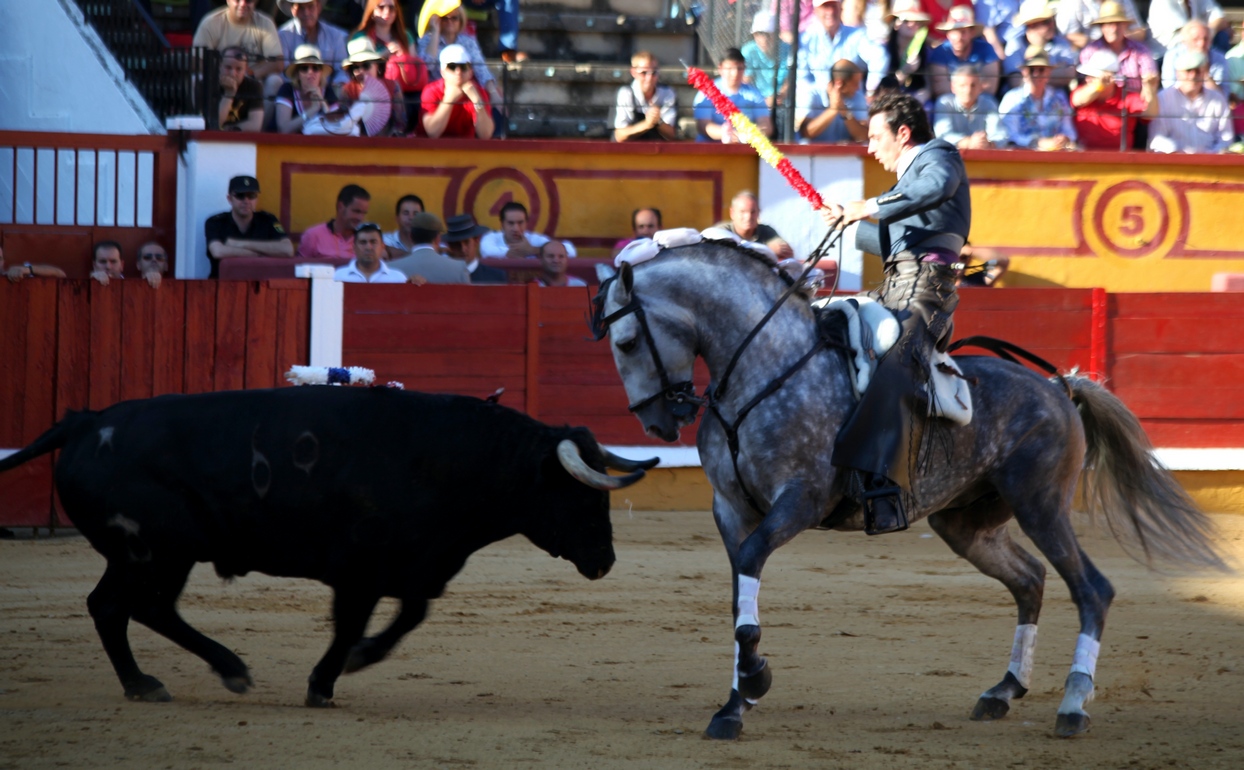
[419,79,491,138]
[920,0,975,42]
[1072,86,1149,151]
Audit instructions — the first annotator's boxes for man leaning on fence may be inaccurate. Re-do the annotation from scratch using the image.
[205,176,294,279]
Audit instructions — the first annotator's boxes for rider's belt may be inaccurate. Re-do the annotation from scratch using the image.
[919,247,960,265]
[888,233,965,262]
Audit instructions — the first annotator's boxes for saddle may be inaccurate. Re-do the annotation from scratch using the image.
[813,296,974,427]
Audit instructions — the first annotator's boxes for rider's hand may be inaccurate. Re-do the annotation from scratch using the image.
[841,200,871,224]
[820,204,845,228]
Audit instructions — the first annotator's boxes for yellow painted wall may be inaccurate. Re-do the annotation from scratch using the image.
[861,152,1244,292]
[254,143,758,258]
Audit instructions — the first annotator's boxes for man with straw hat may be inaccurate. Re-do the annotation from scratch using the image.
[1078,1,1156,94]
[1057,0,1146,50]
[999,45,1078,150]
[1001,0,1076,89]
[273,44,341,133]
[1071,48,1158,150]
[927,5,1001,97]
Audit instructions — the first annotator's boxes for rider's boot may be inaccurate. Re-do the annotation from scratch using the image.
[860,475,909,535]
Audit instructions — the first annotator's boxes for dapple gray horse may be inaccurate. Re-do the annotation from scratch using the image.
[592,241,1228,740]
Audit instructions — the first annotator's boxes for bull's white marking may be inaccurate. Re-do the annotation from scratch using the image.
[1007,624,1038,689]
[1070,633,1100,679]
[107,514,139,535]
[735,575,760,629]
[292,431,319,475]
[97,427,115,452]
[251,447,271,499]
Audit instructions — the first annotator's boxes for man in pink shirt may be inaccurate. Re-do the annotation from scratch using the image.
[297,184,371,259]
[1077,2,1157,94]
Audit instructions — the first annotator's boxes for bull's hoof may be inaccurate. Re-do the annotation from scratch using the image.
[704,716,743,740]
[971,696,1010,721]
[737,660,772,702]
[1054,711,1091,738]
[222,675,253,695]
[305,690,337,708]
[124,676,172,703]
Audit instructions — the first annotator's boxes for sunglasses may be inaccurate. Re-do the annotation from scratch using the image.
[444,62,472,71]
[232,192,258,200]
[345,62,379,73]
[632,68,658,76]
[296,64,322,73]
[139,252,168,261]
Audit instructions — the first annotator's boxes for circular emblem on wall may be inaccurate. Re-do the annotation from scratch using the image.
[1087,180,1173,260]
[461,168,541,230]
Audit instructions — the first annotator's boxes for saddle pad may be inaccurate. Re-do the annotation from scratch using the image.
[814,297,973,426]
[615,228,779,269]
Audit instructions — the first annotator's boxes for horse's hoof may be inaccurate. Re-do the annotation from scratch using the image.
[222,675,253,695]
[704,717,743,740]
[971,696,1010,721]
[1054,711,1091,737]
[124,676,172,702]
[737,660,772,701]
[305,691,337,708]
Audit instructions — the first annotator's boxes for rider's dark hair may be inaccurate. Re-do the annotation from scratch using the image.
[868,89,932,145]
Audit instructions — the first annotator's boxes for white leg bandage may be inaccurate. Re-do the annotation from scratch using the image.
[735,575,760,629]
[732,641,740,691]
[1070,633,1100,679]
[1006,624,1038,689]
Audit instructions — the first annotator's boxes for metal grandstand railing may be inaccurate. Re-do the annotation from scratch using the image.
[74,0,220,125]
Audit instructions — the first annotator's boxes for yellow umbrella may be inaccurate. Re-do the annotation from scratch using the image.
[418,0,462,38]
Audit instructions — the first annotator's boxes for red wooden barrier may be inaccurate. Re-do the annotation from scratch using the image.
[0,279,310,527]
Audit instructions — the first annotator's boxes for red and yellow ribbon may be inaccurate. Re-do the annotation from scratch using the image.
[686,66,824,210]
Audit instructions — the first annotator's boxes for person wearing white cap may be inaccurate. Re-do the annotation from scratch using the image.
[796,0,890,105]
[1149,49,1233,153]
[277,0,349,85]
[926,6,1000,97]
[998,46,1078,150]
[1002,0,1077,90]
[1159,20,1229,90]
[1056,0,1145,50]
[741,11,792,109]
[418,4,501,109]
[1070,48,1158,150]
[1075,1,1156,96]
[420,43,495,139]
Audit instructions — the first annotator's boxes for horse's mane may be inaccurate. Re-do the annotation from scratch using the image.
[654,239,797,297]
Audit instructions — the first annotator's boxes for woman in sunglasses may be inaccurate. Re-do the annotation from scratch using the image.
[340,38,408,135]
[274,44,341,133]
[352,0,428,112]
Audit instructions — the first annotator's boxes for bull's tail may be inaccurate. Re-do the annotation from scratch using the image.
[1069,376,1232,573]
[0,410,92,475]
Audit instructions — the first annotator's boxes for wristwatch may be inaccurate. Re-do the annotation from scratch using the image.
[23,262,34,277]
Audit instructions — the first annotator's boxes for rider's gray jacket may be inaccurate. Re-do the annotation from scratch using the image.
[854,139,971,261]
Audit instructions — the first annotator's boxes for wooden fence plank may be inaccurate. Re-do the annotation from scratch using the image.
[55,281,90,418]
[21,280,58,443]
[343,284,527,315]
[245,281,279,390]
[343,314,527,351]
[0,283,28,446]
[88,282,123,410]
[214,282,248,392]
[120,280,155,402]
[183,281,217,394]
[151,281,186,396]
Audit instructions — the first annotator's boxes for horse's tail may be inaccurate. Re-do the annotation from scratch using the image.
[1068,375,1232,573]
[0,410,91,475]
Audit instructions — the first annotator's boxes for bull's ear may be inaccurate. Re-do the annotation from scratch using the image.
[595,262,616,283]
[618,261,634,299]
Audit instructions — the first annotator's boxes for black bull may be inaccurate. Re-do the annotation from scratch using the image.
[0,386,655,706]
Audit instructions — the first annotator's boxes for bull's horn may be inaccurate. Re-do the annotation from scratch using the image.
[601,448,660,472]
[557,440,646,490]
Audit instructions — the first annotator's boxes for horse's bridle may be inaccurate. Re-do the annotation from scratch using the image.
[591,275,703,420]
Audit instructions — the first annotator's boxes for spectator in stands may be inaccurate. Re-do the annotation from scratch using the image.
[334,222,413,283]
[718,191,793,259]
[442,213,507,284]
[419,44,494,139]
[274,45,341,133]
[1149,51,1234,153]
[352,0,428,114]
[206,176,294,278]
[878,0,933,103]
[480,202,577,259]
[1147,0,1228,59]
[387,213,471,283]
[299,184,371,259]
[1160,20,1229,91]
[694,48,772,142]
[742,11,792,111]
[614,51,678,142]
[934,64,1008,147]
[611,207,662,257]
[277,0,349,84]
[797,0,889,98]
[1071,49,1158,150]
[194,0,284,78]
[459,0,524,63]
[1,244,67,283]
[798,58,868,144]
[218,48,266,132]
[1002,0,1077,90]
[928,6,1000,97]
[976,0,1025,58]
[999,46,1078,149]
[1077,2,1157,95]
[1228,22,1244,100]
[419,5,503,115]
[340,39,408,136]
[384,194,425,258]
[136,241,170,288]
[1057,0,1146,50]
[533,241,587,287]
[90,241,126,286]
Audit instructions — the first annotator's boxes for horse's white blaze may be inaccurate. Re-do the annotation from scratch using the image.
[735,575,760,629]
[1070,633,1100,679]
[1007,624,1038,689]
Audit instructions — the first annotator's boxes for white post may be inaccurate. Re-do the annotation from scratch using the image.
[296,264,343,367]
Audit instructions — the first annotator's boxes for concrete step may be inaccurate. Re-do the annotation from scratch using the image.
[503,10,697,63]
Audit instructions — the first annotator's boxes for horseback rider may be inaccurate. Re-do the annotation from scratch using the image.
[820,90,971,535]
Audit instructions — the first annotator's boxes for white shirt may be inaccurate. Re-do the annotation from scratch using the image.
[1148,86,1233,154]
[383,230,413,256]
[479,231,578,259]
[536,276,588,287]
[334,259,409,283]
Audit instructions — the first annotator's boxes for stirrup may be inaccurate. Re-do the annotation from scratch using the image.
[861,485,909,535]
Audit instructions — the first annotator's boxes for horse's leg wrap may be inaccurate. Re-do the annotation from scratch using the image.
[972,624,1036,721]
[732,576,770,701]
[1055,634,1099,737]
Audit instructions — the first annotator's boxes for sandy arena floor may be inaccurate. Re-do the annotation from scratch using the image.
[1,510,1242,770]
